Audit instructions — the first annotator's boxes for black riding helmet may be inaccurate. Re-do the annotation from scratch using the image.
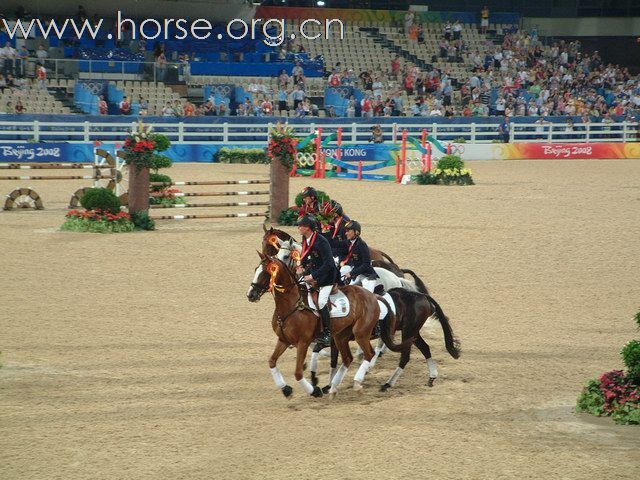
[344,220,361,235]
[301,186,318,199]
[297,215,319,230]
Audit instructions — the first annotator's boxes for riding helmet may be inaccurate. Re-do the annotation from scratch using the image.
[301,186,317,199]
[297,215,318,230]
[344,220,361,234]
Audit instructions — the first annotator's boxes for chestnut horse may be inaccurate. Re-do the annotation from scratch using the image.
[262,225,399,269]
[248,254,411,399]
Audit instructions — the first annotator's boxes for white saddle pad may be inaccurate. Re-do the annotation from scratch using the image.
[329,289,350,318]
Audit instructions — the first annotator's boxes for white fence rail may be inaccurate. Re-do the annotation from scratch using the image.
[0,121,638,144]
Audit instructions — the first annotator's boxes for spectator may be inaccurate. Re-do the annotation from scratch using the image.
[119,96,131,115]
[184,101,195,116]
[4,101,12,114]
[291,61,304,84]
[162,101,173,116]
[14,99,25,114]
[370,125,384,143]
[346,95,356,117]
[328,69,341,87]
[360,95,373,118]
[480,5,490,34]
[278,69,289,88]
[218,102,227,116]
[453,20,462,40]
[36,65,47,89]
[327,105,338,118]
[444,21,452,41]
[292,85,305,110]
[404,9,414,35]
[138,96,148,116]
[36,44,48,65]
[98,95,108,115]
[17,45,28,78]
[499,116,511,142]
[391,55,401,79]
[277,88,289,113]
[156,52,167,82]
[173,100,184,117]
[2,42,17,77]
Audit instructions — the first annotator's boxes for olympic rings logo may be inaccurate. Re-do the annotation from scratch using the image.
[211,85,232,95]
[296,152,317,167]
[329,87,351,97]
[84,82,104,95]
[450,144,465,154]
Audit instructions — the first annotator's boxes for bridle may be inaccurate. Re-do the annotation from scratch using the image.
[261,258,315,346]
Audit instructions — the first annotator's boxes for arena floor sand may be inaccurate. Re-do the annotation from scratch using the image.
[1,160,639,480]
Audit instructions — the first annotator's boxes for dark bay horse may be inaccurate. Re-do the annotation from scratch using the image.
[262,224,399,267]
[314,288,460,391]
[247,254,411,399]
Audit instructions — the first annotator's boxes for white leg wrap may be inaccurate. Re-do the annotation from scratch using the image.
[329,366,338,382]
[382,292,396,314]
[329,364,349,393]
[369,347,382,368]
[354,360,370,383]
[427,358,438,378]
[387,367,404,387]
[377,299,389,320]
[298,377,315,395]
[310,352,319,373]
[270,367,286,389]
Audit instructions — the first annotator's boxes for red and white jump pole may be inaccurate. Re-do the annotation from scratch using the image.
[421,128,428,173]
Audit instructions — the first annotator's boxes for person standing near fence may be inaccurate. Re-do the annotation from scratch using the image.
[480,6,490,34]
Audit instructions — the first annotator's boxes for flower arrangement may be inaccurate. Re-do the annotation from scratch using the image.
[576,309,640,425]
[268,122,299,170]
[150,187,187,207]
[414,154,474,186]
[122,121,172,171]
[62,209,135,233]
[278,188,333,226]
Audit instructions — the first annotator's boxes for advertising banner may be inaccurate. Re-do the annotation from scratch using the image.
[0,143,95,162]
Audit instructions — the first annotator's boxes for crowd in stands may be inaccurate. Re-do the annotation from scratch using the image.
[322,11,640,120]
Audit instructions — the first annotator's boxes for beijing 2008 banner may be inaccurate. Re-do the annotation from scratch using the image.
[492,142,640,160]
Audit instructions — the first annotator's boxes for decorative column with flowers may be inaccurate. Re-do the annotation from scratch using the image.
[267,123,295,224]
[122,122,172,214]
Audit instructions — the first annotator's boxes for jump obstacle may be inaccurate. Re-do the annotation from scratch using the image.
[147,179,270,221]
[1,149,124,210]
[291,128,453,182]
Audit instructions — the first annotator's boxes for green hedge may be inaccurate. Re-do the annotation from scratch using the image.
[217,148,269,164]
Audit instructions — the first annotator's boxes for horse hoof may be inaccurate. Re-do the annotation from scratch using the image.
[353,381,363,393]
[329,390,337,400]
[427,377,436,387]
[311,386,323,398]
[321,385,332,395]
[281,385,293,398]
[311,372,318,387]
[380,383,391,392]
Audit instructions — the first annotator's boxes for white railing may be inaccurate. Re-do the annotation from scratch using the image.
[0,120,637,144]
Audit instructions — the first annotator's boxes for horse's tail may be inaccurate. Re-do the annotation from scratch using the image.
[426,295,461,359]
[380,251,398,266]
[400,269,429,295]
[378,297,414,353]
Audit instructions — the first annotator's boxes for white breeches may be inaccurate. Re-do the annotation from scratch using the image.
[340,265,378,293]
[306,283,333,310]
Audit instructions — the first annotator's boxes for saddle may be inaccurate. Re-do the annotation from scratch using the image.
[309,286,350,318]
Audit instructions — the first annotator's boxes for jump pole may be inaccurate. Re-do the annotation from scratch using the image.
[313,127,322,178]
[421,129,428,173]
[336,128,343,174]
[398,129,408,183]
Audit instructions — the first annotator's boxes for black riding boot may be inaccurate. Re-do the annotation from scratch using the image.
[315,305,331,348]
